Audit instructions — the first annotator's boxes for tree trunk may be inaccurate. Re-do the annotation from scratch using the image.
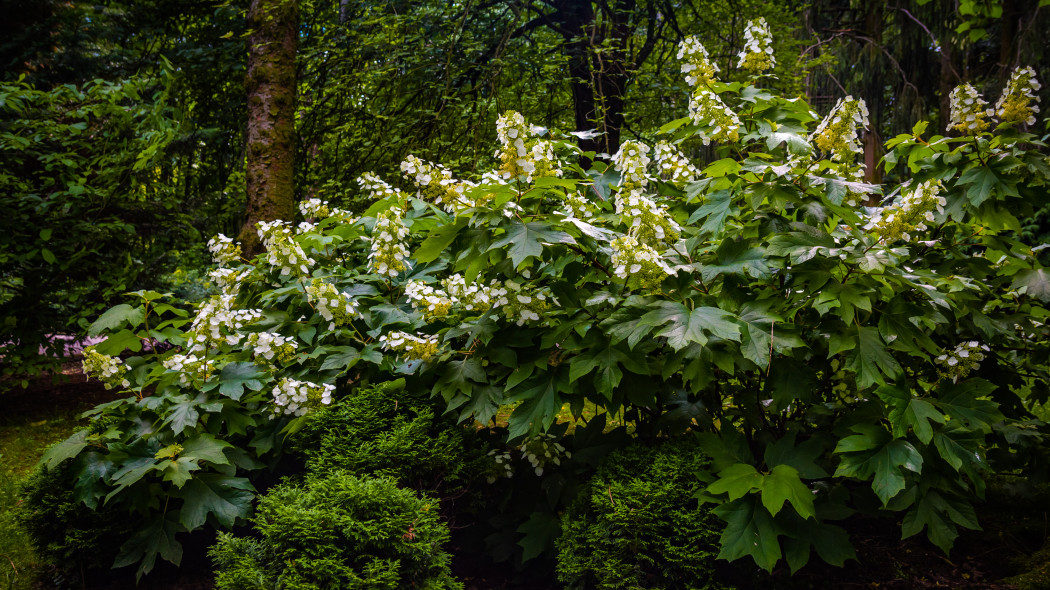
[238,0,298,257]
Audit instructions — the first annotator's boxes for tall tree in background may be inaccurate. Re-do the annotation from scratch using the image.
[239,0,298,256]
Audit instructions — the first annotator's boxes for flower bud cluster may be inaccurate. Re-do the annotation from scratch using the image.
[257,221,316,277]
[82,347,130,390]
[812,96,869,163]
[405,280,455,320]
[947,84,993,134]
[305,279,359,327]
[486,450,514,483]
[207,234,241,267]
[615,190,681,246]
[613,141,651,191]
[380,331,441,361]
[654,141,699,185]
[868,180,946,243]
[162,352,216,387]
[272,378,334,417]
[246,331,297,364]
[368,207,410,277]
[677,36,719,88]
[611,235,674,290]
[492,280,554,325]
[996,66,1042,126]
[737,18,775,73]
[688,89,742,145]
[520,434,571,476]
[936,341,990,383]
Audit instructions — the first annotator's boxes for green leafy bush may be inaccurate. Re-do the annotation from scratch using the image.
[210,473,462,590]
[56,35,1050,576]
[556,438,727,590]
[17,460,136,579]
[293,379,490,492]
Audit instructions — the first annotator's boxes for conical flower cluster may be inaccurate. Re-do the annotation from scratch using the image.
[612,140,651,191]
[947,83,993,134]
[654,141,698,186]
[868,180,946,243]
[737,18,775,73]
[812,96,869,163]
[689,89,742,145]
[677,36,719,88]
[996,66,1041,126]
[368,207,410,277]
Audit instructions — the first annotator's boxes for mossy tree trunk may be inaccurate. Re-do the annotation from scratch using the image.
[238,0,298,257]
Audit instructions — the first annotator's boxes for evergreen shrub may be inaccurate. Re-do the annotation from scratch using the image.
[292,379,490,492]
[556,437,728,590]
[210,472,462,590]
[17,460,136,578]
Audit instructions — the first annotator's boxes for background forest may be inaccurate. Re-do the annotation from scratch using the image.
[2,0,1050,589]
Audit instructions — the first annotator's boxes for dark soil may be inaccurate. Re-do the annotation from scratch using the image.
[4,366,1045,590]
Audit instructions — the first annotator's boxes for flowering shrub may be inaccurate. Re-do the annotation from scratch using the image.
[49,36,1050,579]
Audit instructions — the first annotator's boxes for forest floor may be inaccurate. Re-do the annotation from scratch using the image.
[1,364,1045,589]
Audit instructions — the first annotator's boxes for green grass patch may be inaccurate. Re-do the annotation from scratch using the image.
[0,408,86,588]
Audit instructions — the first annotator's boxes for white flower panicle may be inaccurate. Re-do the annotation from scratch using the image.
[936,341,990,383]
[486,450,514,483]
[614,190,681,246]
[358,173,404,201]
[405,280,454,320]
[299,198,331,219]
[188,294,264,350]
[520,434,571,476]
[257,220,316,277]
[368,207,410,277]
[612,141,652,191]
[996,66,1042,126]
[868,180,947,243]
[494,111,561,182]
[947,84,993,134]
[208,267,250,298]
[611,235,674,290]
[207,234,241,267]
[380,331,441,361]
[492,280,554,326]
[271,378,334,417]
[688,89,742,145]
[738,18,775,73]
[246,331,297,364]
[677,36,719,87]
[400,155,472,213]
[654,141,699,185]
[563,191,597,219]
[162,353,216,387]
[299,198,357,224]
[305,279,359,327]
[812,96,869,163]
[443,274,498,312]
[82,347,130,390]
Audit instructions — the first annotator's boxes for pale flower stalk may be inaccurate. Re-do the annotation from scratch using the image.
[947,84,993,134]
[996,66,1041,126]
[737,18,775,73]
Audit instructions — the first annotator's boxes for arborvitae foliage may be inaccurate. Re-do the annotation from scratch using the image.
[209,473,462,590]
[292,379,491,493]
[556,437,728,590]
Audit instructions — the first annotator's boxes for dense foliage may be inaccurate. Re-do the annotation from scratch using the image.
[32,24,1050,587]
[556,438,726,589]
[0,74,184,383]
[210,473,461,589]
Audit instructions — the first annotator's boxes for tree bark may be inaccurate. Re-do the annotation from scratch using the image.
[238,0,298,257]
